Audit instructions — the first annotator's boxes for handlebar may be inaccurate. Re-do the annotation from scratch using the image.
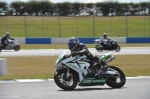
[66,51,81,58]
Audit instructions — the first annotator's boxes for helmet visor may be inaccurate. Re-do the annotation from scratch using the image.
[68,43,75,50]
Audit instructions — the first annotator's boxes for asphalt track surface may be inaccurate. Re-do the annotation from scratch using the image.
[0,47,150,99]
[0,77,150,99]
[0,47,150,56]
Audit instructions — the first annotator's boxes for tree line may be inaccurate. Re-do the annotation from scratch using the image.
[0,0,150,16]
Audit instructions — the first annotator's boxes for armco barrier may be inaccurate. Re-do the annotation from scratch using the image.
[25,37,126,44]
[0,38,25,44]
[51,38,100,44]
[126,37,150,43]
[112,37,126,43]
[51,37,126,44]
[16,38,25,44]
[78,38,99,44]
[10,37,150,44]
[26,38,51,44]
[51,38,70,44]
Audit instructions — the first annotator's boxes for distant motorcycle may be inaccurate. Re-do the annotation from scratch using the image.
[94,38,121,52]
[0,38,20,52]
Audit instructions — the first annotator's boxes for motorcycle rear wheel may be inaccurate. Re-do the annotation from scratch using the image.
[106,66,126,88]
[54,71,77,90]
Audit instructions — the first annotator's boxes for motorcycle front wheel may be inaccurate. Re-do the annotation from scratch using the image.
[115,45,121,52]
[0,44,2,52]
[13,45,20,51]
[95,45,102,52]
[54,71,77,90]
[106,66,126,88]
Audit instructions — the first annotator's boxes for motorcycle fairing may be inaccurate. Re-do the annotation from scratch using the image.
[63,58,90,82]
[56,54,91,82]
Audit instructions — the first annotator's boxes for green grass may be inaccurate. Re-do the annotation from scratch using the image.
[0,16,150,37]
[0,55,150,80]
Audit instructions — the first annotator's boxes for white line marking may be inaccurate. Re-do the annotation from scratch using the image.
[0,76,149,83]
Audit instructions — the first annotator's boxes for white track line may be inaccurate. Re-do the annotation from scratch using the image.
[1,76,150,83]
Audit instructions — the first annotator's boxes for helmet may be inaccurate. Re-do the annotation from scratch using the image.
[103,33,107,38]
[68,37,79,50]
[6,32,10,37]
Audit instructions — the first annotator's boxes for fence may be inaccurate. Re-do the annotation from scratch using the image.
[0,16,150,38]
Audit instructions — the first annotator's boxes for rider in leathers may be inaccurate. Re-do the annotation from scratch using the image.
[1,32,14,48]
[99,33,110,48]
[68,37,108,77]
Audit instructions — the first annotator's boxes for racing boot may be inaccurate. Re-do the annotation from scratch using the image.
[95,70,102,79]
[95,60,109,79]
[94,59,102,79]
[101,60,108,72]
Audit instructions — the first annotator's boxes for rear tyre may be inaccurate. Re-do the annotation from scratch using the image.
[54,71,77,90]
[13,45,20,51]
[106,66,126,88]
[95,45,102,52]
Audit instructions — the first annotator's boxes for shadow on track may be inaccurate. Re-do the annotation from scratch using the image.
[59,87,127,91]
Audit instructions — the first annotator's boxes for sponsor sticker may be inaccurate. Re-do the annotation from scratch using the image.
[92,79,106,83]
[82,79,106,83]
[82,80,91,83]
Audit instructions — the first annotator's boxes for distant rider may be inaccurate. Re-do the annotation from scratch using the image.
[99,33,111,48]
[1,32,14,48]
[68,37,108,77]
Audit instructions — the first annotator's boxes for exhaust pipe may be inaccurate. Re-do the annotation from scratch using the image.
[106,55,115,63]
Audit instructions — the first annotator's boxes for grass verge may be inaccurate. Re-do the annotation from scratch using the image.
[0,54,150,80]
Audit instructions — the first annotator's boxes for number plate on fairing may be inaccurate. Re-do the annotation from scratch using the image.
[79,78,107,86]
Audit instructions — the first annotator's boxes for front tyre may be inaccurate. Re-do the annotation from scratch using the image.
[54,71,77,90]
[95,45,102,52]
[115,45,121,52]
[13,45,20,51]
[106,66,126,88]
[0,45,1,52]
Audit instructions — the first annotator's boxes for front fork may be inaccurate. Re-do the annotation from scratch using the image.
[57,67,71,81]
[66,67,70,78]
[57,67,70,78]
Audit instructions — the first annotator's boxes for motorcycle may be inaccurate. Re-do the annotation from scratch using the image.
[54,51,126,90]
[0,38,20,52]
[94,38,121,52]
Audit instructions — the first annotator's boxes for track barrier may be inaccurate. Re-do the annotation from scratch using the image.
[0,58,7,76]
